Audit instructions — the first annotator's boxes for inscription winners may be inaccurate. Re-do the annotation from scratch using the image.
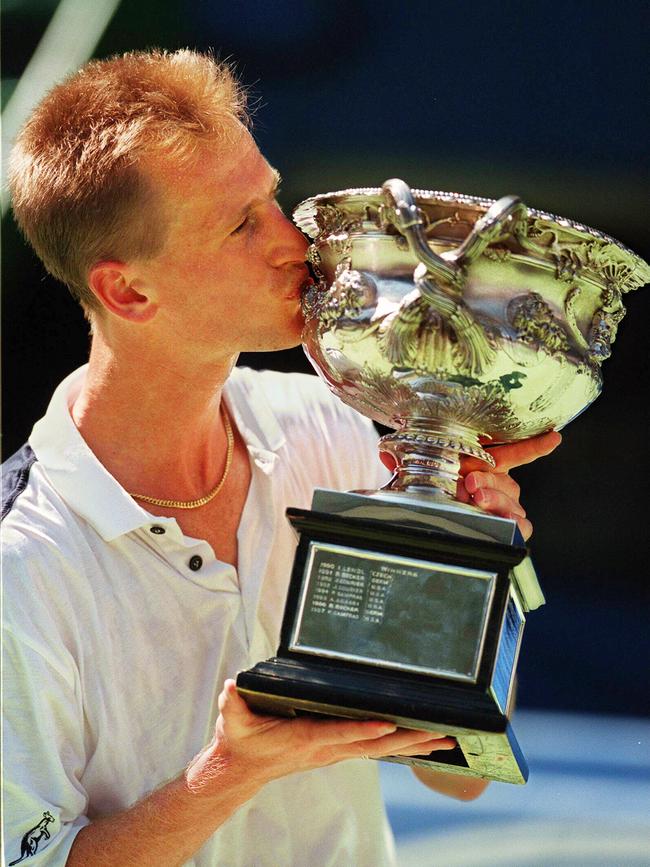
[308,556,419,625]
[292,542,496,680]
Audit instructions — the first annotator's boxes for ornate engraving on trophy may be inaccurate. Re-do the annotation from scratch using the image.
[506,292,570,355]
[321,263,378,327]
[379,282,497,377]
[296,181,649,463]
[589,285,626,362]
[349,368,525,439]
[313,202,363,240]
[482,246,511,263]
[426,211,473,240]
[520,219,645,294]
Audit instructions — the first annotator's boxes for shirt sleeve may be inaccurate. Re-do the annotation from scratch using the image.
[3,544,90,865]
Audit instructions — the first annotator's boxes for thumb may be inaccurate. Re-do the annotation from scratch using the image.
[379,452,396,471]
[218,679,252,718]
[219,679,278,730]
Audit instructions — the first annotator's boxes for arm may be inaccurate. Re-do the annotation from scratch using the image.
[68,681,457,866]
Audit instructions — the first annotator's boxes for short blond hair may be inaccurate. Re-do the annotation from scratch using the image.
[8,49,249,313]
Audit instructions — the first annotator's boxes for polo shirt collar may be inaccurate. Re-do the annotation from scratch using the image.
[29,364,286,542]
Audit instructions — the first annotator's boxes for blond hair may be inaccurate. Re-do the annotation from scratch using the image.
[8,49,249,313]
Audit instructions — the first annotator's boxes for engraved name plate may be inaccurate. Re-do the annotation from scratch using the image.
[290,541,497,680]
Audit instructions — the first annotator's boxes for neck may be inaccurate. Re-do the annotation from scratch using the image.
[72,332,239,502]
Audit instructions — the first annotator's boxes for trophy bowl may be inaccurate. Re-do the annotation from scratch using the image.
[295,180,650,497]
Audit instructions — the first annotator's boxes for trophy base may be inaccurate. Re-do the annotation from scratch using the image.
[237,656,528,784]
[237,490,537,785]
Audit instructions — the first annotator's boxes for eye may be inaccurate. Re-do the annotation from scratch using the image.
[231,214,250,235]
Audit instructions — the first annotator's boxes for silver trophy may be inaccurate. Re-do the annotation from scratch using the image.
[237,181,649,784]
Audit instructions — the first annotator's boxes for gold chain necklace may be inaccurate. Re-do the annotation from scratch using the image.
[130,406,234,510]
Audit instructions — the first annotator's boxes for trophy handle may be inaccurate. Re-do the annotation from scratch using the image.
[451,194,527,267]
[383,178,509,377]
[382,178,459,286]
[381,179,527,281]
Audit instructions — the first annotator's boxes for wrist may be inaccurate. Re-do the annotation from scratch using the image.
[184,742,263,810]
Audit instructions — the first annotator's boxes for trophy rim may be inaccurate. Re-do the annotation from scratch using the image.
[294,186,648,278]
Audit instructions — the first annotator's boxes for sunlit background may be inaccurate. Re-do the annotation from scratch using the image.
[3,1,649,863]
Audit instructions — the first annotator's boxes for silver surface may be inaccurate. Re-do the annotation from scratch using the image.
[312,487,518,544]
[296,181,650,498]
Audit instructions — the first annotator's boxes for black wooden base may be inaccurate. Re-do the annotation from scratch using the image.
[237,502,530,784]
[237,657,528,784]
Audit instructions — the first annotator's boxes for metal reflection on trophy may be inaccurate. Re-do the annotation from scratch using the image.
[236,180,649,784]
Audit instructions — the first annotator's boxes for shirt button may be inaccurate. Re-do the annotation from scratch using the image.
[189,555,203,571]
[150,525,166,535]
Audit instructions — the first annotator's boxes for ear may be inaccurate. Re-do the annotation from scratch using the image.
[87,261,158,323]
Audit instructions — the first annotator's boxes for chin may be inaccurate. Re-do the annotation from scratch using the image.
[241,309,305,353]
[245,330,303,353]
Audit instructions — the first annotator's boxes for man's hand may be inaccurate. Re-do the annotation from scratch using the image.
[379,430,561,540]
[188,680,457,794]
[456,430,562,541]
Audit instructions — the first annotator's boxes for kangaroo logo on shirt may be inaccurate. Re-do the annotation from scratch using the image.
[9,812,55,864]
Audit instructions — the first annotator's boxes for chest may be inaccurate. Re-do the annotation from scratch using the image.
[174,438,252,567]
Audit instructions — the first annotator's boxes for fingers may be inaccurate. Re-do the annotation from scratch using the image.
[458,471,533,540]
[349,728,457,760]
[464,470,521,503]
[218,678,238,713]
[219,680,281,733]
[296,717,398,746]
[214,686,460,783]
[461,430,562,474]
[469,484,532,540]
[219,680,260,718]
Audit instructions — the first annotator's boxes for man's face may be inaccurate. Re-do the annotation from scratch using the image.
[138,130,310,357]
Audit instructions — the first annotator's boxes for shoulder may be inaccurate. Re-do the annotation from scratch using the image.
[233,366,371,435]
[3,477,90,685]
[3,444,77,552]
[2,443,38,520]
[2,449,90,607]
[230,367,387,491]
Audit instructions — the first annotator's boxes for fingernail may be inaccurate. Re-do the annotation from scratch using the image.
[465,474,477,494]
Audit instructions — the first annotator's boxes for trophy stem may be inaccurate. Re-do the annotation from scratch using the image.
[378,419,495,499]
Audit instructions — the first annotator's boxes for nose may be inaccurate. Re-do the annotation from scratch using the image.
[267,207,309,267]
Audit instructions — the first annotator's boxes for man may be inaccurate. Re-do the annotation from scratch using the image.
[3,49,560,866]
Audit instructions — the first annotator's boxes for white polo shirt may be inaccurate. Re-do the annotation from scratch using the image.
[2,365,396,867]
